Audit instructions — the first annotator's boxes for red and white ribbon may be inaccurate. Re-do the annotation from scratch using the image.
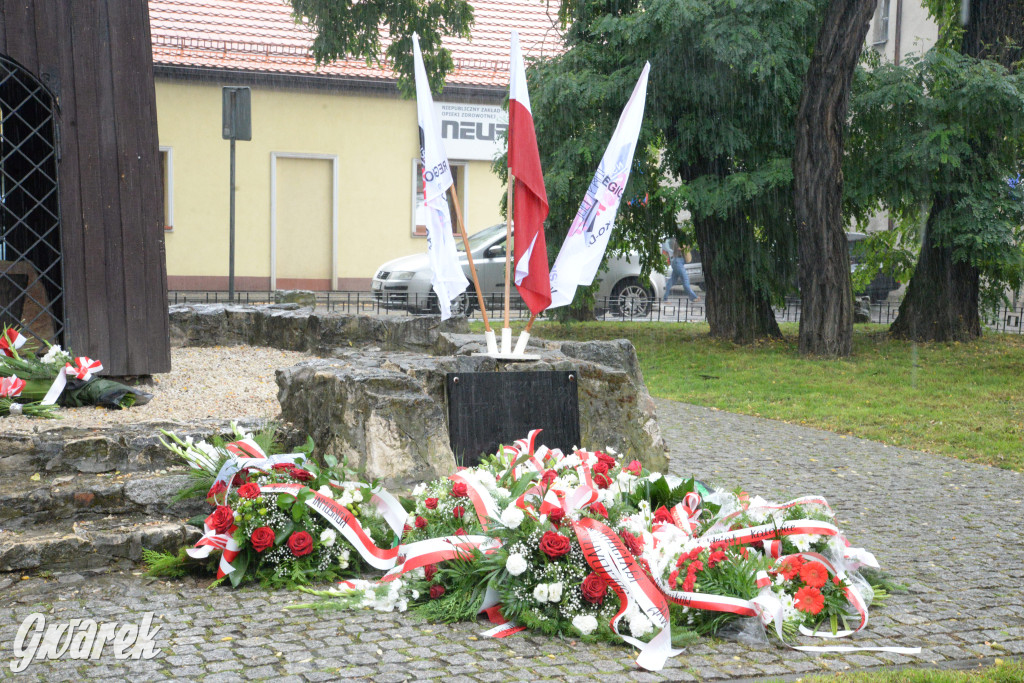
[572,518,682,671]
[187,523,240,579]
[449,470,500,529]
[40,356,104,405]
[380,535,500,583]
[225,438,266,459]
[0,375,26,398]
[0,328,26,357]
[258,482,402,571]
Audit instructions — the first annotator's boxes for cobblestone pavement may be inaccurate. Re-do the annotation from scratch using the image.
[2,399,1022,681]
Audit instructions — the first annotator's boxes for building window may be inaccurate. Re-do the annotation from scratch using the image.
[412,159,465,237]
[160,147,174,230]
[872,0,891,46]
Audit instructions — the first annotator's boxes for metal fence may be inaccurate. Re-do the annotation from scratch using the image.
[168,290,1024,335]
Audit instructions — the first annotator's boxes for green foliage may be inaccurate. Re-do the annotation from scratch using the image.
[289,0,473,96]
[845,48,1024,311]
[142,548,194,578]
[173,469,217,503]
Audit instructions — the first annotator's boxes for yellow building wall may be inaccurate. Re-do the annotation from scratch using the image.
[157,80,505,290]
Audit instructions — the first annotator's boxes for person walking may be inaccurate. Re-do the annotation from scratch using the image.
[662,236,699,302]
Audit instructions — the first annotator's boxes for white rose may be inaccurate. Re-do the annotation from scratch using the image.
[501,506,525,529]
[572,614,598,635]
[548,582,563,603]
[351,489,364,503]
[532,583,549,603]
[320,528,337,547]
[506,553,528,577]
[317,485,335,499]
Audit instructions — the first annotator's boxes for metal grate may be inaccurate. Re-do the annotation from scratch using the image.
[0,54,63,344]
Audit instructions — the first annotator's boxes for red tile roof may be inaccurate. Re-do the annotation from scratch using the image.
[150,0,564,87]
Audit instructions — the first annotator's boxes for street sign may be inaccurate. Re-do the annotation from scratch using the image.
[222,87,251,140]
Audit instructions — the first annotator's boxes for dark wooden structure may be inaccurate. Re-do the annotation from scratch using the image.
[0,1,170,375]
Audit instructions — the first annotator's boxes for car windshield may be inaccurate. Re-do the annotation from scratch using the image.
[456,223,505,252]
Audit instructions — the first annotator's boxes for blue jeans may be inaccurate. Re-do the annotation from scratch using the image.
[665,257,698,301]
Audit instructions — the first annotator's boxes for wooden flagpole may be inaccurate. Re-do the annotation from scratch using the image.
[448,184,491,331]
[524,312,537,333]
[503,177,514,329]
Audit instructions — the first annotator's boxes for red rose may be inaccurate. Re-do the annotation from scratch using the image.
[624,460,642,475]
[231,471,248,487]
[237,482,262,499]
[290,468,314,482]
[541,469,558,485]
[424,563,438,581]
[589,502,608,519]
[539,531,571,559]
[454,527,466,535]
[596,452,616,468]
[272,463,296,471]
[795,586,825,615]
[592,461,609,476]
[430,584,445,599]
[206,506,235,534]
[287,531,313,557]
[207,481,227,500]
[653,505,673,524]
[594,473,612,489]
[250,526,275,552]
[620,531,644,555]
[799,561,829,589]
[580,572,607,604]
[402,524,412,534]
[425,497,439,510]
[548,508,565,525]
[451,481,468,498]
[452,505,465,519]
[415,516,428,529]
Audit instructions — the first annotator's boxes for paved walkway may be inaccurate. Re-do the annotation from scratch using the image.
[3,399,1022,681]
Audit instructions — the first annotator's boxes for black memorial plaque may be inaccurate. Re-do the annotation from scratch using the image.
[447,371,580,467]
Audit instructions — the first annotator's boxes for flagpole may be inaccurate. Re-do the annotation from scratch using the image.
[502,176,514,353]
[448,184,491,332]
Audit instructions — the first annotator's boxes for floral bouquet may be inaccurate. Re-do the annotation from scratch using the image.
[0,325,152,411]
[148,424,405,588]
[298,430,907,671]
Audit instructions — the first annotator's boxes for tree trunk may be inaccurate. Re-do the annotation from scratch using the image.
[792,0,875,357]
[889,0,1021,342]
[889,196,981,341]
[694,213,781,344]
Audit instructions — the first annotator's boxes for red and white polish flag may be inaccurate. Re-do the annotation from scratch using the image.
[508,30,551,315]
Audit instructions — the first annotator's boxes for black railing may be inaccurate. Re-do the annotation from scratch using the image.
[167,290,1024,335]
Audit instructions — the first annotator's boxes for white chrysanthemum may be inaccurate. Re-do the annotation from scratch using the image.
[628,611,653,638]
[790,534,816,552]
[351,489,363,503]
[506,553,528,576]
[548,582,563,603]
[572,615,598,635]
[555,473,577,489]
[562,454,582,469]
[646,471,663,483]
[41,344,66,365]
[501,506,525,529]
[412,483,427,496]
[320,528,337,547]
[533,583,549,603]
[779,591,800,620]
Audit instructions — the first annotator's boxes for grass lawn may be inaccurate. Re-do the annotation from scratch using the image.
[782,659,1023,682]
[476,321,1024,471]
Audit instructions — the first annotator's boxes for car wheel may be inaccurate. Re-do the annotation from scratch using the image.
[610,278,653,317]
[449,292,474,316]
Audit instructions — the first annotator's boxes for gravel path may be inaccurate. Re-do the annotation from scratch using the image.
[2,397,1021,680]
[2,346,310,434]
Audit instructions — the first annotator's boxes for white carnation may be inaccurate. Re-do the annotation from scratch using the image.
[506,553,528,577]
[320,528,337,547]
[501,506,524,529]
[646,471,663,483]
[476,470,498,492]
[572,615,598,635]
[532,583,549,603]
[628,612,653,638]
[494,487,511,500]
[548,582,563,603]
